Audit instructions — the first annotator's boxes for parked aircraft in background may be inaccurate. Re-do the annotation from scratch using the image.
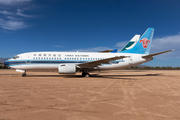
[4,28,173,77]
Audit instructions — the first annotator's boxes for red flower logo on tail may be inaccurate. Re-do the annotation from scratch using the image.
[140,38,150,48]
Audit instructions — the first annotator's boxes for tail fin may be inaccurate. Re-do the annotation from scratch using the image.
[120,35,140,52]
[119,28,154,54]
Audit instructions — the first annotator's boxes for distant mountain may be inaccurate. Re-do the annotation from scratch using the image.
[0,58,8,63]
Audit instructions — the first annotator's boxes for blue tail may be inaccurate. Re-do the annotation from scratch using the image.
[119,28,154,54]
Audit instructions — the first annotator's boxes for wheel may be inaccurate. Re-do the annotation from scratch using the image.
[82,72,90,78]
[82,72,85,77]
[22,73,27,77]
[85,73,90,78]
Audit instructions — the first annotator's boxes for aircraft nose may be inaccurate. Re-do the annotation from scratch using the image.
[4,60,9,66]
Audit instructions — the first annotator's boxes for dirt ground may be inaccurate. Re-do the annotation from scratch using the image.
[0,69,180,120]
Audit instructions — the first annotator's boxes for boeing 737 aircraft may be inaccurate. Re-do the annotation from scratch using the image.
[4,28,173,77]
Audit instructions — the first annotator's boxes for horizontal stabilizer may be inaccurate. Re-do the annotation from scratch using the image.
[142,49,174,58]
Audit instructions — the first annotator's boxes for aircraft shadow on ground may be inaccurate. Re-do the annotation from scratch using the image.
[26,73,162,79]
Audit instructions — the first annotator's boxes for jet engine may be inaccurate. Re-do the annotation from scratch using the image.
[58,64,76,74]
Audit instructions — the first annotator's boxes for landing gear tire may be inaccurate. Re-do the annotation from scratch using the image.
[82,72,90,78]
[22,72,27,77]
[82,72,85,77]
[85,73,90,78]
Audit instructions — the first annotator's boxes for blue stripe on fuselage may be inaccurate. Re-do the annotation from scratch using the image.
[5,59,125,67]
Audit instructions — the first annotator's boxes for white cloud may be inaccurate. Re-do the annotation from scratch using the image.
[150,34,180,60]
[0,19,30,30]
[6,16,21,20]
[0,9,34,18]
[151,34,180,52]
[0,10,12,15]
[0,0,31,5]
[16,9,34,17]
[0,0,35,30]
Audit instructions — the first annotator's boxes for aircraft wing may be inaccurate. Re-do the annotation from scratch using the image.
[142,49,174,58]
[77,56,127,68]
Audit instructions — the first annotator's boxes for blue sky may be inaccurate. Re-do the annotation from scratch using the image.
[0,0,180,67]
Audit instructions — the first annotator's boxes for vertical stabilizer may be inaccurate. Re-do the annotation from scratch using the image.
[119,28,154,54]
[120,35,140,52]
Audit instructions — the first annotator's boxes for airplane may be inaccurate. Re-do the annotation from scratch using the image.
[4,28,174,78]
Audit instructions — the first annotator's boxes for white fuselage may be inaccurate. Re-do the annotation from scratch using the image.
[6,51,152,73]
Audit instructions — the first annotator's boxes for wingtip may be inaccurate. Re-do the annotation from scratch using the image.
[168,49,175,52]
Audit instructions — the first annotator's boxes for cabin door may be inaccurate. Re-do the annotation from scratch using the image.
[129,58,133,65]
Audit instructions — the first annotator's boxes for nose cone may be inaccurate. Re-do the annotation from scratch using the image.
[4,60,9,66]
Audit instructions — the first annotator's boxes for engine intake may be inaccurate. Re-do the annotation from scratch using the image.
[58,64,76,74]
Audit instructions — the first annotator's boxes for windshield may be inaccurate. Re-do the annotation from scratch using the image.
[13,56,19,59]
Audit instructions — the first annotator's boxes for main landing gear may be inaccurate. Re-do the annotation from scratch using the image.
[22,71,27,77]
[82,72,90,78]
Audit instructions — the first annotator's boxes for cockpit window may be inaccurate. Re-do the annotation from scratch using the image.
[13,56,20,59]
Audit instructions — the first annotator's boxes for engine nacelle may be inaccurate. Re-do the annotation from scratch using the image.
[58,64,76,74]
